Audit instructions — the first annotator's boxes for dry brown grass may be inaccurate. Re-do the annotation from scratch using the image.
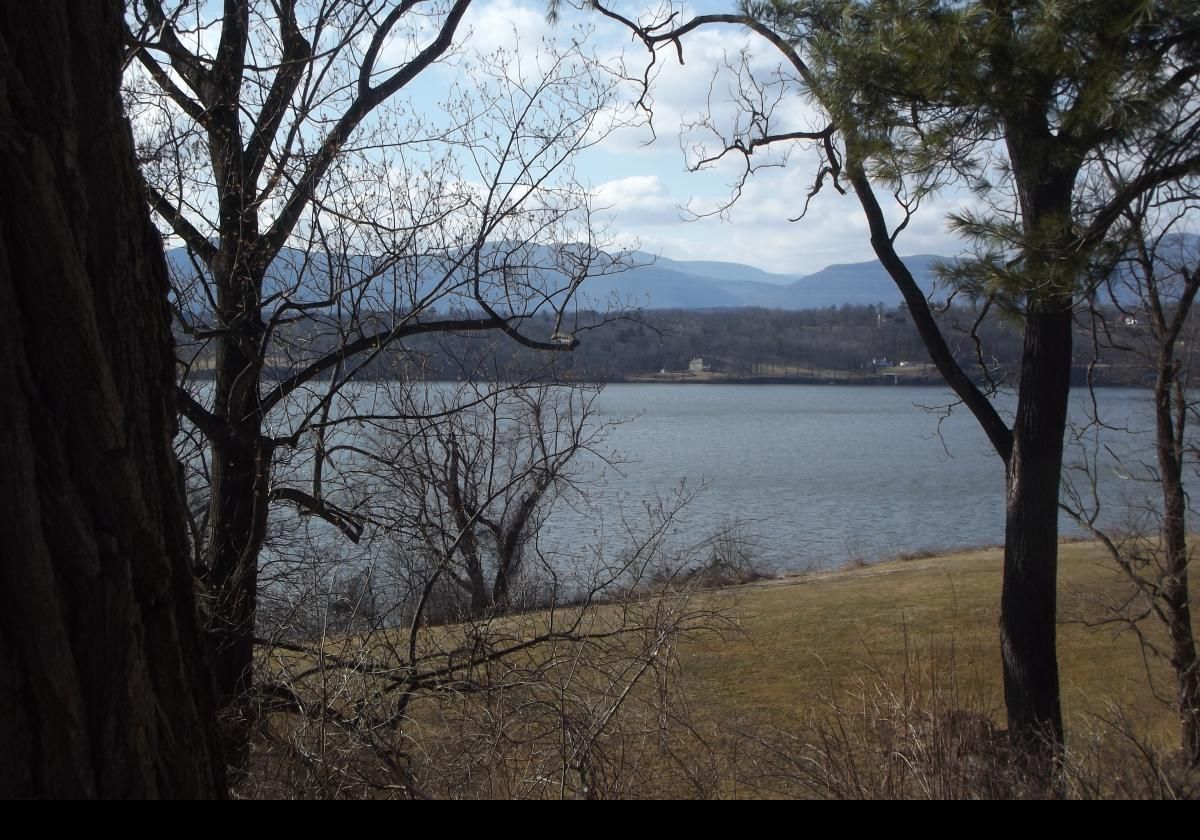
[245,541,1199,798]
[661,540,1197,797]
[675,543,1178,735]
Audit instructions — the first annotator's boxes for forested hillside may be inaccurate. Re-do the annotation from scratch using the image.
[179,302,1162,386]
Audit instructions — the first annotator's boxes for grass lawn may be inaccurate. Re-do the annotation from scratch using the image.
[252,539,1194,797]
[677,540,1182,749]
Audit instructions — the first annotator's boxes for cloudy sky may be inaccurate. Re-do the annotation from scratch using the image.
[138,0,979,277]
[445,0,975,277]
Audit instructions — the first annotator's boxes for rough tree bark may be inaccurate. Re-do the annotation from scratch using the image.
[0,0,226,798]
[1153,330,1200,765]
[1001,300,1072,750]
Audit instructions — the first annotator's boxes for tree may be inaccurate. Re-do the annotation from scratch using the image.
[0,0,224,797]
[365,382,618,619]
[246,388,730,798]
[123,0,628,760]
[585,0,1200,756]
[1065,175,1200,765]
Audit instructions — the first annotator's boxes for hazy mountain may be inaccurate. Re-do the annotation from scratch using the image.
[166,234,1199,316]
[604,253,944,309]
[575,263,748,309]
[162,245,947,312]
[635,253,801,285]
[782,255,945,308]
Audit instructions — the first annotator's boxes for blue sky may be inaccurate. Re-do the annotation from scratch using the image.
[443,0,975,276]
[133,0,976,277]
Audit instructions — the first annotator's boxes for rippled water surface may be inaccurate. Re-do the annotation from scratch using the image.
[568,384,1158,571]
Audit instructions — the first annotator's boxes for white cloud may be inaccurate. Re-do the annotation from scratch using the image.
[557,2,980,274]
[589,155,972,275]
[460,0,554,56]
[305,0,984,276]
[593,174,682,225]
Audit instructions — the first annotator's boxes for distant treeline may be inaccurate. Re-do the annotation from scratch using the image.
[178,303,1164,387]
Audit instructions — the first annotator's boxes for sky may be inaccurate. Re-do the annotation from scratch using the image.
[132,0,978,279]
[441,0,976,277]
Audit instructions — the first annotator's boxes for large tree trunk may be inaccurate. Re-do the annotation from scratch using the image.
[846,141,1070,754]
[997,114,1078,757]
[1000,303,1071,753]
[0,0,225,797]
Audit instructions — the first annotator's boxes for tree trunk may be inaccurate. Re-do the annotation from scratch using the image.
[1000,302,1071,754]
[998,113,1078,757]
[846,142,1071,752]
[1171,590,1200,766]
[202,294,270,769]
[0,0,225,797]
[1155,356,1200,765]
[854,135,1072,757]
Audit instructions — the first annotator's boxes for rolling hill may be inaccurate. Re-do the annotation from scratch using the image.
[167,245,946,312]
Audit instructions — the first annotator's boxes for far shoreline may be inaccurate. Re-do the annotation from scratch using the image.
[622,372,942,386]
[182,369,1150,388]
[613,370,1143,388]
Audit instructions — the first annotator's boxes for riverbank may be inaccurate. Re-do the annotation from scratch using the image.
[625,368,941,385]
[622,365,1147,386]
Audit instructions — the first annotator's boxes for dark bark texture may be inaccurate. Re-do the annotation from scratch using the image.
[1000,302,1071,751]
[1156,371,1200,766]
[995,114,1079,754]
[1150,300,1200,766]
[0,0,226,798]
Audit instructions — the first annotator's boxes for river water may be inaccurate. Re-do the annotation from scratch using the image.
[556,384,1160,571]
[233,380,1164,577]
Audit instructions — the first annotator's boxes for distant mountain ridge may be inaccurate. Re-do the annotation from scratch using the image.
[167,244,947,312]
[167,232,1200,315]
[593,252,946,310]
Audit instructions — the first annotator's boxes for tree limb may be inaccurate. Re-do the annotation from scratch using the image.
[269,486,364,543]
[846,146,1014,463]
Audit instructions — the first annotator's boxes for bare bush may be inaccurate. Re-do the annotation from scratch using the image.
[731,645,1034,799]
[242,484,736,799]
[648,520,770,591]
[721,640,1200,800]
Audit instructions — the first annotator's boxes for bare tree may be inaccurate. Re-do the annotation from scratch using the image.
[352,382,620,619]
[200,355,739,797]
[123,0,631,762]
[247,418,732,799]
[1065,175,1200,766]
[0,0,223,797]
